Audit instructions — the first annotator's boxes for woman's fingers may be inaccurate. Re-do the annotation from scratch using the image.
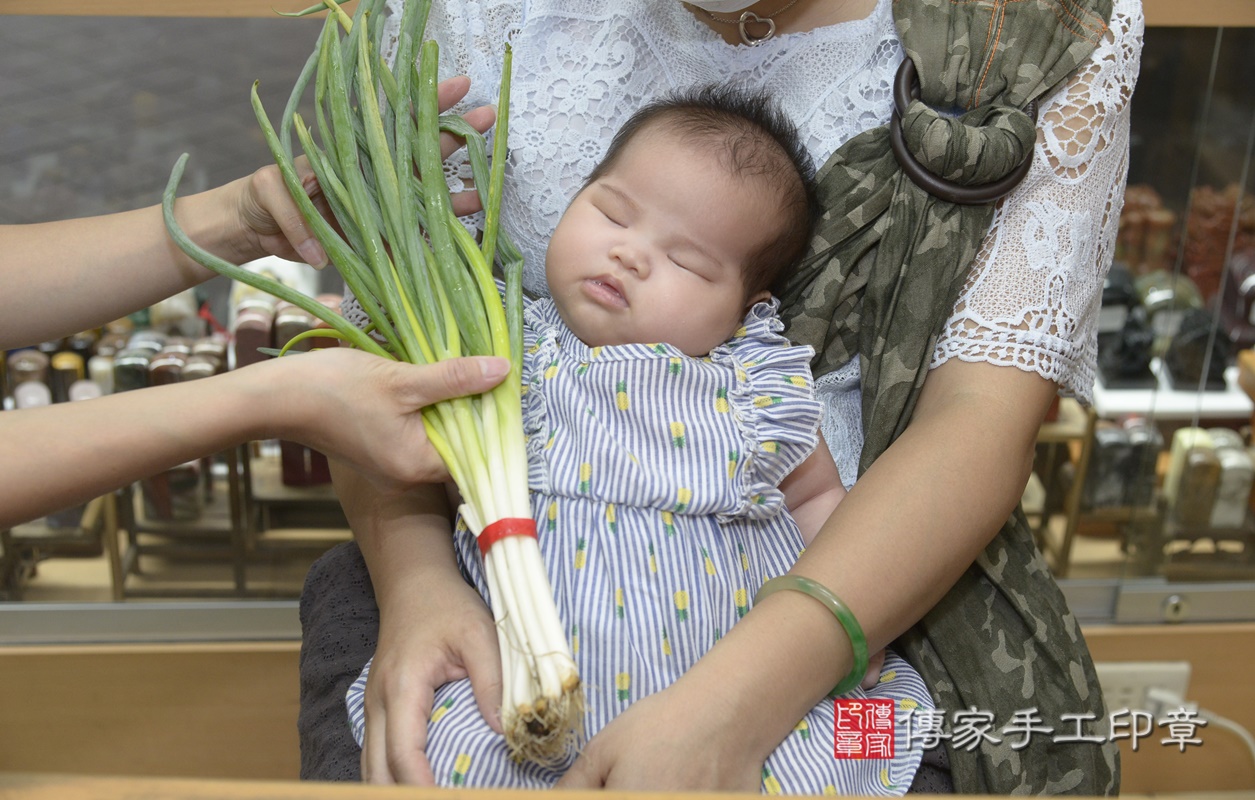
[399,356,510,410]
[361,701,393,784]
[274,351,509,491]
[436,76,496,217]
[443,104,497,217]
[449,190,481,218]
[461,609,506,735]
[361,688,436,785]
[437,76,497,160]
[440,103,497,160]
[436,74,472,111]
[240,160,328,268]
[382,682,438,785]
[363,576,499,785]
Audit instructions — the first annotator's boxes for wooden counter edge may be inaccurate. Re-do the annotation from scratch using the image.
[1,773,1249,800]
[0,773,733,800]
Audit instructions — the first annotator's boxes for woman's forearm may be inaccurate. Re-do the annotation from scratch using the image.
[329,462,461,619]
[0,180,266,351]
[0,361,274,529]
[797,362,1051,648]
[680,360,1057,763]
[0,346,504,529]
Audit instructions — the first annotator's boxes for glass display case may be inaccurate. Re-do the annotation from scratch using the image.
[1038,17,1255,626]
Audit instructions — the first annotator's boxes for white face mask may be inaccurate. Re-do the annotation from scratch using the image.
[684,0,757,13]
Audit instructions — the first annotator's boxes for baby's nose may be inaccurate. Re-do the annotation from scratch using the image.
[611,241,649,277]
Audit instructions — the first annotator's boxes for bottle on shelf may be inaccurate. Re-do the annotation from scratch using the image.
[112,349,152,393]
[1135,270,1203,356]
[13,380,52,410]
[147,347,187,386]
[1082,422,1134,511]
[1206,428,1253,530]
[7,349,50,399]
[274,302,316,353]
[1122,417,1164,508]
[1164,428,1213,509]
[49,351,85,404]
[232,298,275,370]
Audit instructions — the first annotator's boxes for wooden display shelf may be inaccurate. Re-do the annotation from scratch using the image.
[1143,0,1255,26]
[114,449,248,597]
[1074,503,1161,539]
[7,626,1255,793]
[238,445,349,552]
[1031,398,1098,577]
[0,495,116,601]
[108,448,348,599]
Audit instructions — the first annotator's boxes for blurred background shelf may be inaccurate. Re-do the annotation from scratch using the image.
[1,448,349,602]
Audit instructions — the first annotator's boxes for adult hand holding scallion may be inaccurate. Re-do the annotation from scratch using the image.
[162,0,581,764]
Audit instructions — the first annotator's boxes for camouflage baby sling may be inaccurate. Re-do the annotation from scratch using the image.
[776,0,1119,793]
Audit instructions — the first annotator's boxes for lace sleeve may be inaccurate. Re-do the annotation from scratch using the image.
[931,0,1145,405]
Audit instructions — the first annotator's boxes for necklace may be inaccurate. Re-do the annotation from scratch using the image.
[701,0,802,46]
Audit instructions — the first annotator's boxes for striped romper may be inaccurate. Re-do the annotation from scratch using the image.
[347,297,933,793]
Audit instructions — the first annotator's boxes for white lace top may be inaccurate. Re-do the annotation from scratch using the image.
[349,0,1144,486]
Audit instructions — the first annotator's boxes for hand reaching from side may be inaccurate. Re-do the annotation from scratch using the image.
[259,348,508,494]
[228,75,496,269]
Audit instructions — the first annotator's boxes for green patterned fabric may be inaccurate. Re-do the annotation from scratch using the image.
[777,0,1119,793]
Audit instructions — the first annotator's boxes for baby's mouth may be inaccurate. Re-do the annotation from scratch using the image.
[584,276,628,308]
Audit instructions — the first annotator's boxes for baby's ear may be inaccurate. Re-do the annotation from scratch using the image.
[745,289,772,311]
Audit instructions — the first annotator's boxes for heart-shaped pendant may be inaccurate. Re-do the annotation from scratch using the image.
[737,11,776,46]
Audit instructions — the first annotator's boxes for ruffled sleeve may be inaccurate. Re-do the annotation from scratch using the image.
[518,297,562,494]
[713,300,823,521]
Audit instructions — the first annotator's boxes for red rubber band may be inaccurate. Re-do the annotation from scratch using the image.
[477,517,538,557]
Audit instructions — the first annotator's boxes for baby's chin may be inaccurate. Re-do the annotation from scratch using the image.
[581,332,720,359]
[550,301,619,346]
[566,324,646,352]
[555,303,725,357]
[571,330,629,349]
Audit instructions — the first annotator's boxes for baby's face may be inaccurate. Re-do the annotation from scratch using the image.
[545,129,775,357]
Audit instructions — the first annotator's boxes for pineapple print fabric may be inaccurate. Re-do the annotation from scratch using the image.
[347,298,932,792]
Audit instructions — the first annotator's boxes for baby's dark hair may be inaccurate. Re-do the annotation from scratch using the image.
[582,84,819,297]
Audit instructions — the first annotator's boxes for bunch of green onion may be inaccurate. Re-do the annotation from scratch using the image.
[162,0,580,764]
